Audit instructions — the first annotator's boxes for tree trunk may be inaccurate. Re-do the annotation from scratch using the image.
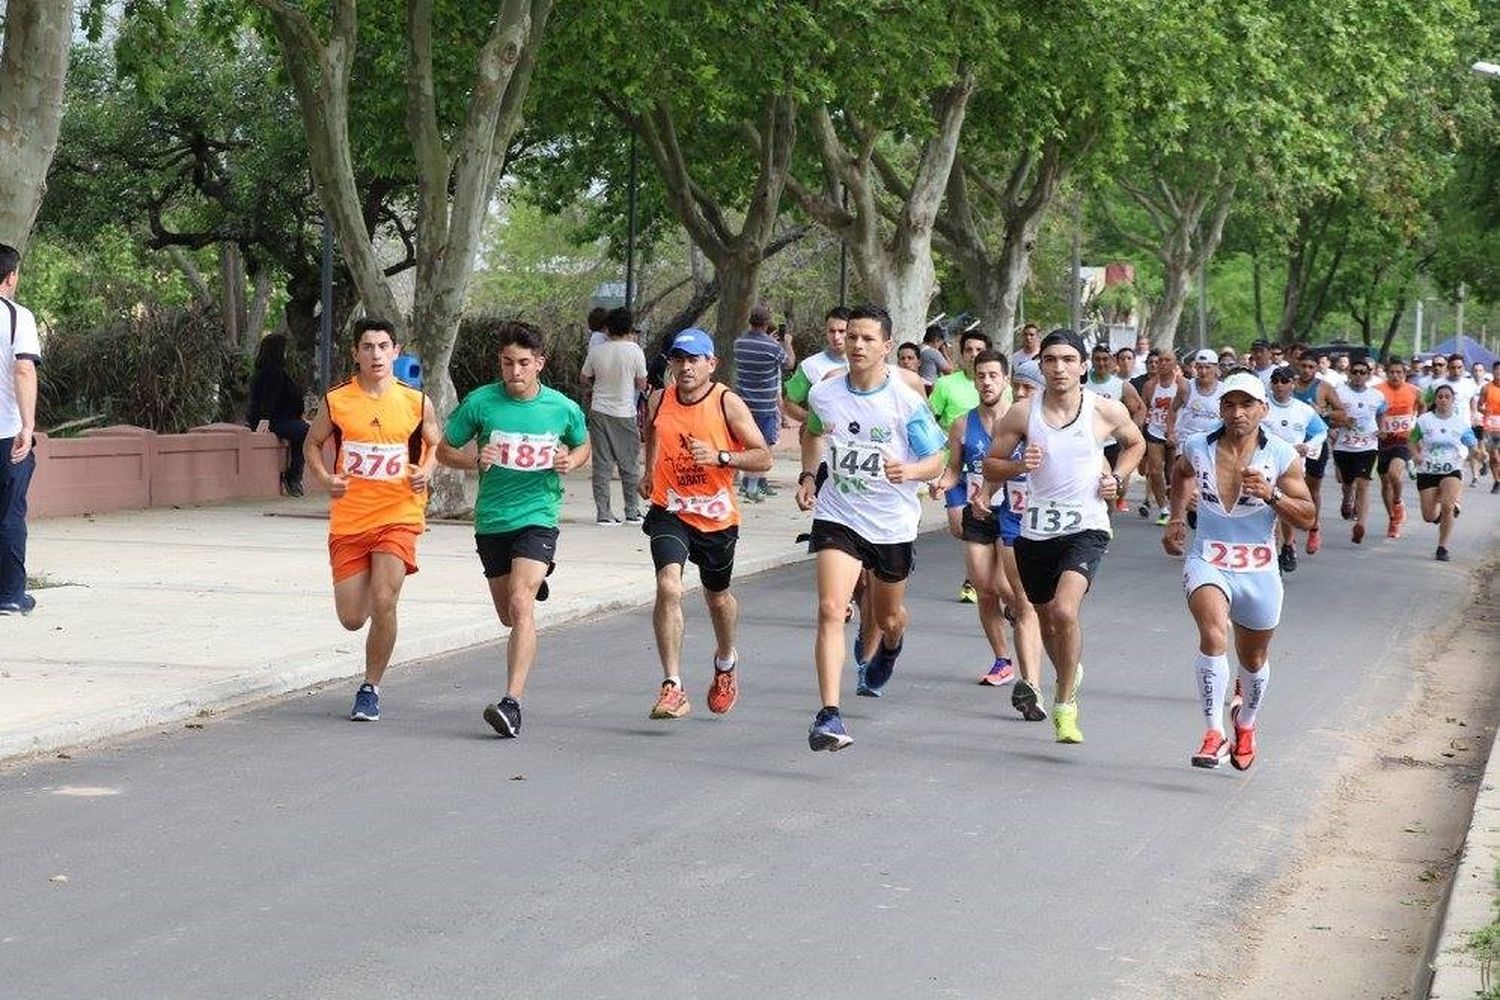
[0,0,71,248]
[713,252,761,368]
[1148,251,1194,351]
[246,269,274,342]
[219,243,248,347]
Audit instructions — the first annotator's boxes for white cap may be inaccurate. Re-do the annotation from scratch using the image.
[1193,349,1219,365]
[1220,370,1267,402]
[1012,360,1044,389]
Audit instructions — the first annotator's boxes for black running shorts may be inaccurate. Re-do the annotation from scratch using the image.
[1332,449,1377,482]
[1013,529,1110,606]
[476,526,559,579]
[643,505,738,592]
[808,518,914,583]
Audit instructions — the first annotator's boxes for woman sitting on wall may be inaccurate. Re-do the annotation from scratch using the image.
[247,334,308,497]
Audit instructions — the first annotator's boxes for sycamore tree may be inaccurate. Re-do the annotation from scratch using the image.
[1107,0,1477,350]
[0,0,75,247]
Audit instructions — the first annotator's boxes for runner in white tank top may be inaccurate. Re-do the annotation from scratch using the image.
[985,330,1144,745]
[1141,351,1188,524]
[1088,342,1145,514]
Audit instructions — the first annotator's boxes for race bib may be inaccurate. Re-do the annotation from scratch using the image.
[829,440,887,483]
[1484,413,1500,433]
[1005,481,1028,513]
[1340,430,1377,451]
[343,440,408,480]
[486,430,559,472]
[1380,413,1415,435]
[1201,539,1275,573]
[1416,449,1460,476]
[665,488,733,522]
[1024,499,1084,536]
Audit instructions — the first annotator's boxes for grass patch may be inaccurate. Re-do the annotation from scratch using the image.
[1469,864,1500,997]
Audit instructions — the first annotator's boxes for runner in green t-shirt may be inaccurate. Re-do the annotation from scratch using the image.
[437,321,590,739]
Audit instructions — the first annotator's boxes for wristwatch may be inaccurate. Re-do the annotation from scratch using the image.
[1268,487,1284,505]
[716,450,732,467]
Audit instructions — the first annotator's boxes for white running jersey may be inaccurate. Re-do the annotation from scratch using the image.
[1177,379,1225,438]
[805,373,945,544]
[1429,377,1479,420]
[1183,428,1296,557]
[1087,374,1125,446]
[1411,410,1475,475]
[1020,390,1112,541]
[1253,365,1279,391]
[1262,397,1327,455]
[1332,384,1385,452]
[1145,379,1178,437]
[799,349,845,385]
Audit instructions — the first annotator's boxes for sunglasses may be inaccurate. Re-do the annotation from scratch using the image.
[1351,367,1370,374]
[1271,376,1293,383]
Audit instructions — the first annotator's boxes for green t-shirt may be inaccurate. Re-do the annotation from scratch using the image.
[928,370,980,431]
[444,383,588,534]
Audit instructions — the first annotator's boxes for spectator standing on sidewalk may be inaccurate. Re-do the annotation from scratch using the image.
[581,307,648,524]
[248,333,309,497]
[733,303,786,502]
[586,306,609,350]
[0,244,39,615]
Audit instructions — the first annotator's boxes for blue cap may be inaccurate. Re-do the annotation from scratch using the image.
[669,328,715,358]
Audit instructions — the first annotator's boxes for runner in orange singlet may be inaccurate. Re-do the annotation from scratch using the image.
[1480,363,1500,492]
[1374,357,1423,538]
[304,318,442,722]
[637,328,772,721]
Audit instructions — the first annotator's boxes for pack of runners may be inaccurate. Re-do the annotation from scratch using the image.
[304,314,1496,773]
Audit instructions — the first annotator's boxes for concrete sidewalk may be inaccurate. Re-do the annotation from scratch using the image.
[2,455,944,762]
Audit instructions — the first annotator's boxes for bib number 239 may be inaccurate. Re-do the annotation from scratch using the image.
[1025,501,1082,536]
[1202,539,1274,572]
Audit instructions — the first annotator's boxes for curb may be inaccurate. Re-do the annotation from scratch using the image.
[0,543,816,764]
[1427,722,1500,998]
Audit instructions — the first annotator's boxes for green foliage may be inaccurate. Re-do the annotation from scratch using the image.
[23,227,196,334]
[39,302,239,433]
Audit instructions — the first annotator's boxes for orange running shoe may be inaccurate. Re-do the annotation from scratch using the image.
[650,681,690,719]
[1392,501,1406,528]
[1230,705,1257,771]
[1191,729,1230,769]
[1387,519,1400,539]
[1305,527,1322,555]
[707,667,738,715]
[1114,496,1129,514]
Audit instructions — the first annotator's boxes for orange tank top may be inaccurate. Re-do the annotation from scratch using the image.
[325,378,428,535]
[1376,381,1421,445]
[1481,383,1500,432]
[649,383,743,531]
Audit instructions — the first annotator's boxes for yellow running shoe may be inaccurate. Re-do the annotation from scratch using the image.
[1053,701,1083,744]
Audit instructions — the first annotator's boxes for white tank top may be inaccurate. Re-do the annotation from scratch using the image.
[1146,379,1177,437]
[1177,379,1225,437]
[1021,390,1111,540]
[1087,374,1124,445]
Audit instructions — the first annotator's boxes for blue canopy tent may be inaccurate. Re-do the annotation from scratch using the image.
[1424,335,1498,367]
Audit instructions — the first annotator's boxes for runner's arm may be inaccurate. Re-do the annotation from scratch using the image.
[301,398,343,491]
[638,389,663,500]
[981,405,1029,483]
[720,389,774,473]
[1267,459,1316,530]
[1166,452,1195,524]
[1102,397,1145,481]
[1321,383,1348,426]
[783,365,812,424]
[1121,381,1146,426]
[933,416,966,492]
[1303,410,1328,456]
[435,395,479,471]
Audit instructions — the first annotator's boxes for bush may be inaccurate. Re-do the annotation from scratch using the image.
[39,303,241,433]
[450,311,588,404]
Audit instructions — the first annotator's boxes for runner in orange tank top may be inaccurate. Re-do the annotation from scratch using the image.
[1480,365,1500,490]
[304,318,442,723]
[1374,357,1424,538]
[637,328,772,721]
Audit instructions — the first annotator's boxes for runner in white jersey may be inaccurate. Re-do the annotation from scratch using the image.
[984,330,1144,744]
[1330,360,1386,544]
[796,304,947,751]
[1163,372,1315,770]
[1261,365,1328,573]
[1141,350,1188,524]
[782,306,849,424]
[1087,341,1145,513]
[1171,349,1226,440]
[1410,383,1477,562]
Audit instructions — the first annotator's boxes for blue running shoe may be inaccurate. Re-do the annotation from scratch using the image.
[350,683,379,722]
[859,639,903,696]
[853,634,867,668]
[808,708,853,751]
[856,660,880,698]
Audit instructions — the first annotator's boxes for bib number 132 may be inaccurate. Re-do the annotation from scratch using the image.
[1026,503,1082,535]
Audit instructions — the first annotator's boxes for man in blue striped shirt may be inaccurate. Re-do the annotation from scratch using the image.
[733,304,787,501]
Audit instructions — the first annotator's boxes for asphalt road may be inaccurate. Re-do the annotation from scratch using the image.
[4,494,1498,999]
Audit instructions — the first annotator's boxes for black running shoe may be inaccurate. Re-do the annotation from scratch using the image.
[1278,544,1297,574]
[1011,678,1048,722]
[1435,546,1450,562]
[483,697,522,737]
